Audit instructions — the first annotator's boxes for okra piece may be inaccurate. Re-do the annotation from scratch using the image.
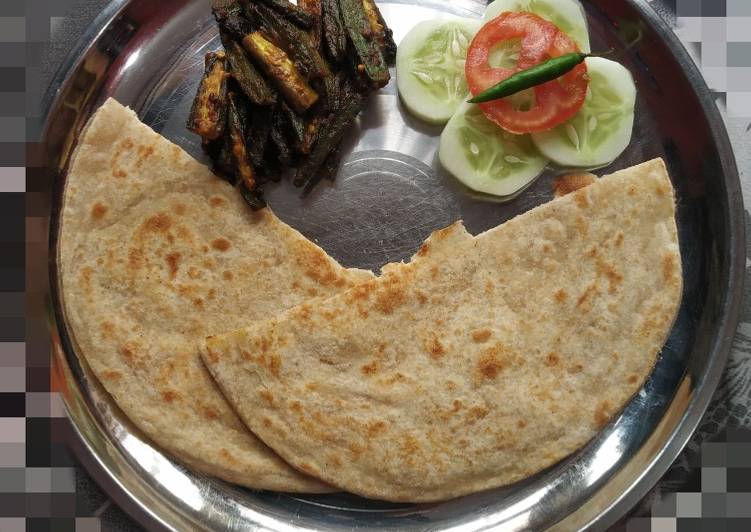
[252,3,328,79]
[324,70,346,111]
[214,0,253,40]
[257,0,316,29]
[227,92,257,191]
[213,133,236,182]
[202,137,222,160]
[280,101,307,148]
[299,114,328,155]
[187,51,229,141]
[241,31,319,113]
[336,72,361,112]
[335,70,357,111]
[269,107,292,166]
[246,105,273,168]
[220,32,276,106]
[322,146,342,181]
[307,59,338,111]
[212,0,242,23]
[298,0,323,49]
[321,0,348,64]
[242,2,283,44]
[260,149,283,183]
[294,91,364,186]
[302,146,341,195]
[239,182,267,210]
[298,0,322,17]
[362,0,396,63]
[339,0,390,88]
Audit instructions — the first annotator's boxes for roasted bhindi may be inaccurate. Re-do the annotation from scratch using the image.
[247,2,328,79]
[322,146,342,182]
[321,0,347,64]
[362,0,397,62]
[298,0,322,17]
[299,114,327,155]
[257,0,317,29]
[227,92,256,191]
[211,0,242,23]
[220,32,276,106]
[294,90,365,187]
[239,182,267,210]
[187,51,229,141]
[279,101,307,148]
[213,0,252,40]
[222,3,324,107]
[241,31,319,113]
[302,145,341,195]
[298,0,323,49]
[246,104,273,168]
[192,0,397,205]
[269,106,292,166]
[259,149,283,183]
[339,0,390,88]
[213,134,235,180]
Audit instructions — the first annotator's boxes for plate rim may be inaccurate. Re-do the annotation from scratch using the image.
[568,1,746,528]
[41,0,746,530]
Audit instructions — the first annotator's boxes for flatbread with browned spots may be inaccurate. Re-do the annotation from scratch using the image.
[59,98,373,492]
[202,158,682,502]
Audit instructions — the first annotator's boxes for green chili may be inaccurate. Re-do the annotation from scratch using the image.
[468,52,589,104]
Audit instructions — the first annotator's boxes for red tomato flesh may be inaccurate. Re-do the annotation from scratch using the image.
[465,12,588,134]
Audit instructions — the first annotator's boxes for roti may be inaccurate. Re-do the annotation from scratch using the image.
[202,158,682,502]
[58,98,374,492]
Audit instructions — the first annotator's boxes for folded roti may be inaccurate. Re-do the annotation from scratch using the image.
[202,158,682,502]
[59,98,374,492]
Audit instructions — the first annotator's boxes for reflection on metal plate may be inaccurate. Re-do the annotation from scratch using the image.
[41,0,744,530]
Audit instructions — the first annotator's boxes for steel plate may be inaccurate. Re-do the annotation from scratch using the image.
[41,0,744,530]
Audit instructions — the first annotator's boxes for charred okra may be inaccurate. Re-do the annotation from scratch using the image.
[294,91,365,187]
[211,0,242,23]
[246,105,273,168]
[213,0,252,40]
[302,145,342,195]
[298,0,323,49]
[299,114,327,155]
[260,148,283,183]
[220,32,276,106]
[213,134,236,182]
[280,101,307,148]
[239,182,267,210]
[227,92,256,191]
[198,0,397,201]
[257,0,316,29]
[298,0,322,17]
[241,2,282,45]
[241,31,319,113]
[322,146,342,181]
[247,2,328,79]
[362,0,397,62]
[269,106,292,166]
[187,51,229,141]
[321,0,348,64]
[339,0,390,88]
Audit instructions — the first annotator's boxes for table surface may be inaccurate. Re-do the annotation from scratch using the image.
[37,0,751,530]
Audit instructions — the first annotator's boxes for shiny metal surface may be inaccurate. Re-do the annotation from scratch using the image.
[42,0,744,530]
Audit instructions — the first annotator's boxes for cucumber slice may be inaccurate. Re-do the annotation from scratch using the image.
[439,101,548,196]
[484,0,591,53]
[531,57,636,168]
[396,18,481,125]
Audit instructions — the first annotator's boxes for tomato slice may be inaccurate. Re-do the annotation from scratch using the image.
[465,12,588,134]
